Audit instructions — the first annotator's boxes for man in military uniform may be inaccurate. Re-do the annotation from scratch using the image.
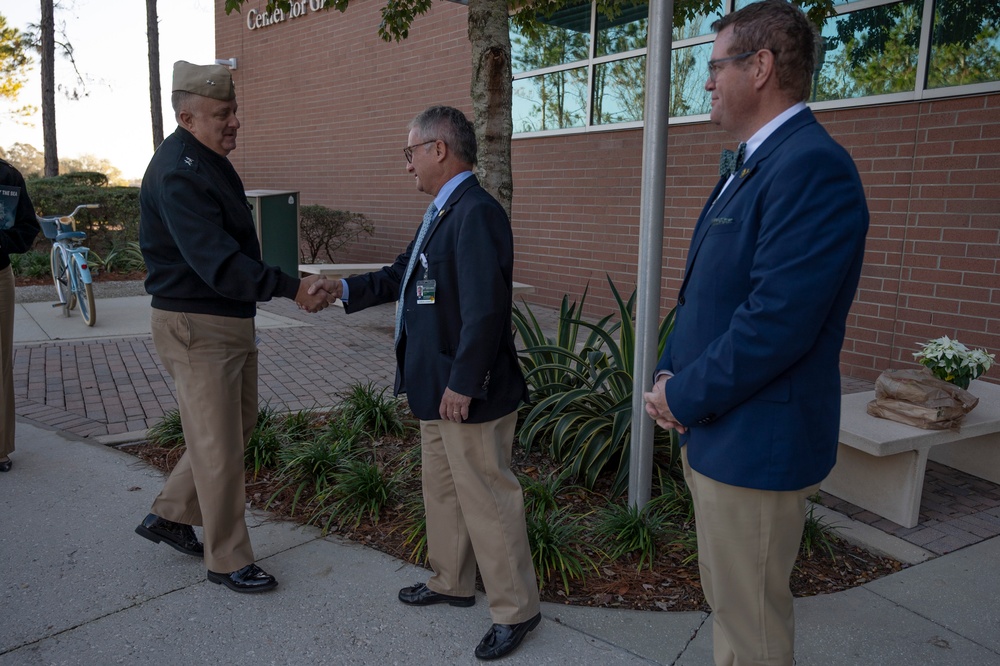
[134,61,329,593]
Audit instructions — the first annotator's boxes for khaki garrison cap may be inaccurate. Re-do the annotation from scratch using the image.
[171,60,236,101]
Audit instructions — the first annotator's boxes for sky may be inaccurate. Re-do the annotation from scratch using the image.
[1,0,215,182]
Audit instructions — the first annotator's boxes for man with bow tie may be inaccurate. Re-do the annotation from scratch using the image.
[643,2,869,664]
[312,106,540,661]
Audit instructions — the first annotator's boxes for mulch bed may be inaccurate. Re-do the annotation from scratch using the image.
[123,438,904,613]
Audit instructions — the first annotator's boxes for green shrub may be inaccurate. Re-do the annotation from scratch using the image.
[526,507,599,595]
[51,171,108,187]
[339,381,408,439]
[394,494,429,565]
[146,408,185,449]
[270,439,342,515]
[648,474,699,566]
[246,404,285,478]
[652,462,694,522]
[10,249,51,278]
[800,498,842,559]
[673,526,700,565]
[520,466,578,516]
[299,204,374,263]
[90,240,145,274]
[595,500,669,572]
[267,413,363,513]
[313,457,398,531]
[26,176,139,262]
[514,277,676,496]
[281,408,326,441]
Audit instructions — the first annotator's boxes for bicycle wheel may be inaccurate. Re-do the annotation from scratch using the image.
[71,259,96,326]
[50,245,75,312]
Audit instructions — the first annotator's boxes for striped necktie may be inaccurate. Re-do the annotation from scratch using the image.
[394,202,438,347]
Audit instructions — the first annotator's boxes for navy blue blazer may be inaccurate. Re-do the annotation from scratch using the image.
[344,176,528,423]
[657,108,869,491]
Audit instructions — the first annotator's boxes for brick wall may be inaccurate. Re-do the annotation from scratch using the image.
[216,1,474,254]
[832,96,1000,381]
[216,3,1000,383]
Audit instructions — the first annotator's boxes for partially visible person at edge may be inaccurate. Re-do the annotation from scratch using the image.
[0,159,41,474]
[308,106,541,660]
[134,60,332,594]
[642,2,869,665]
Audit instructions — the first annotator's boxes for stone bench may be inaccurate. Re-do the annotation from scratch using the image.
[821,380,1000,528]
[298,263,535,299]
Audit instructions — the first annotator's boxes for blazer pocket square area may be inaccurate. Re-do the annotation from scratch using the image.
[706,217,743,235]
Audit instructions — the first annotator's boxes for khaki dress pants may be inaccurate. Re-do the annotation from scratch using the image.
[683,446,818,666]
[0,266,15,459]
[149,309,257,573]
[420,411,540,625]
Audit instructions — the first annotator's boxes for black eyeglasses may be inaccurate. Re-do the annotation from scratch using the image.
[403,139,438,164]
[707,50,757,82]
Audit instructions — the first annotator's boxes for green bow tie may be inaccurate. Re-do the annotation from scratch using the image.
[719,143,746,178]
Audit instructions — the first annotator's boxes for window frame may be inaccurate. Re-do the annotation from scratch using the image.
[510,0,1000,137]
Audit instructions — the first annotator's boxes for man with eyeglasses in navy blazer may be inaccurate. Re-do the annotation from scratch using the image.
[644,2,869,664]
[312,106,540,661]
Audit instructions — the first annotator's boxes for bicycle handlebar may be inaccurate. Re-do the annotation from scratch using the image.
[67,204,100,218]
[36,204,100,236]
[36,204,100,223]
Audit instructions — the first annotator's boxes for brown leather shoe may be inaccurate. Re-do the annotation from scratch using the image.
[134,513,204,557]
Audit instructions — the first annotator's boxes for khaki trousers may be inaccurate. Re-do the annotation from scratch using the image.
[149,309,257,573]
[1,266,15,459]
[682,447,818,666]
[420,412,540,625]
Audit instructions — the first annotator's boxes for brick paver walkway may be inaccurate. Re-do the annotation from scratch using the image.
[14,296,1000,558]
[819,464,1000,556]
[14,299,398,437]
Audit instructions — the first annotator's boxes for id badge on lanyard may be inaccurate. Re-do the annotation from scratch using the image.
[416,253,436,304]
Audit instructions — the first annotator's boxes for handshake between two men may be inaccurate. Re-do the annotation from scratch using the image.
[293,275,345,313]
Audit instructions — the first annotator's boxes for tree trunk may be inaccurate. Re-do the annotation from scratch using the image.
[467,0,513,219]
[147,0,164,149]
[40,0,58,177]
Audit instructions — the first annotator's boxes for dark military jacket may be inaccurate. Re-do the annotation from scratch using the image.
[139,127,298,317]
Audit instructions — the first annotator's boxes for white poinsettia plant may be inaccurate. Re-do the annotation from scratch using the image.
[913,336,995,390]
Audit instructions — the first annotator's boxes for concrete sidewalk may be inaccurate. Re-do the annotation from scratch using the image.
[1,420,699,665]
[13,294,308,344]
[2,420,999,665]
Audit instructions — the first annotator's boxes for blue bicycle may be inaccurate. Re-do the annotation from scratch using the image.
[38,204,100,327]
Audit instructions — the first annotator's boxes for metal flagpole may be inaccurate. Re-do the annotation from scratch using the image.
[629,0,674,508]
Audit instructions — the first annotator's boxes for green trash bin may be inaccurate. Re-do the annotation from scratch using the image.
[246,189,300,277]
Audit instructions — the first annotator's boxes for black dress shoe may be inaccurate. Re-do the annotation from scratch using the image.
[207,563,277,593]
[0,458,11,472]
[474,612,541,660]
[398,582,475,607]
[134,513,204,557]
